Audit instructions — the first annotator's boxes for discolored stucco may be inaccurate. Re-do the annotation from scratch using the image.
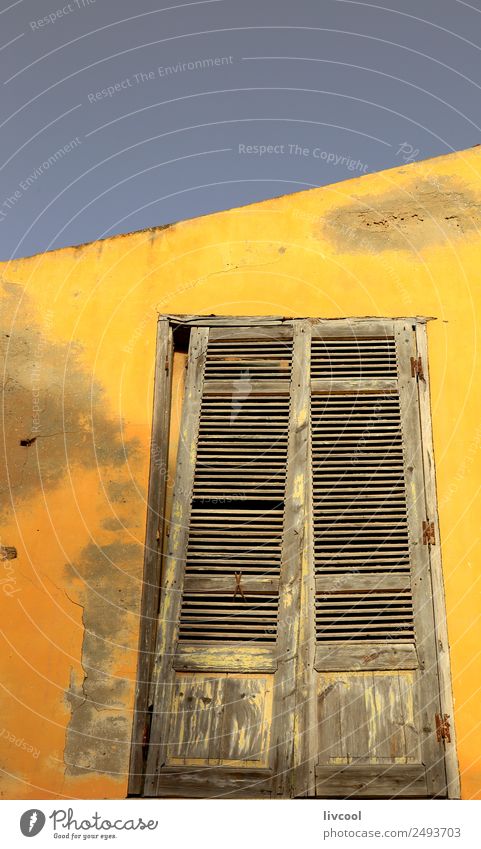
[321,175,481,254]
[1,280,140,519]
[63,541,142,778]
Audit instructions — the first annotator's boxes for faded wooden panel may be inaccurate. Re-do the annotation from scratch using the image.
[152,767,272,798]
[311,378,397,394]
[167,676,223,761]
[315,642,418,671]
[318,676,346,764]
[317,672,418,766]
[183,576,279,593]
[167,673,272,767]
[369,672,408,761]
[342,674,372,762]
[173,644,277,673]
[315,764,427,797]
[209,325,293,340]
[415,322,460,799]
[220,677,272,763]
[311,319,395,337]
[316,574,411,592]
[318,674,370,763]
[397,671,421,761]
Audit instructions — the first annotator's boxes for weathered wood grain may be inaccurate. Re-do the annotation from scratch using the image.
[164,314,290,327]
[311,319,395,337]
[317,675,346,764]
[315,574,411,592]
[165,673,272,766]
[150,766,272,798]
[168,676,223,761]
[397,668,421,761]
[270,320,311,797]
[209,325,294,340]
[183,576,279,593]
[314,642,419,671]
[294,330,317,797]
[395,320,447,797]
[415,322,460,799]
[311,378,397,394]
[220,677,271,763]
[172,644,277,673]
[315,764,428,797]
[318,672,420,768]
[164,315,431,330]
[317,672,417,767]
[128,318,173,795]
[144,327,209,795]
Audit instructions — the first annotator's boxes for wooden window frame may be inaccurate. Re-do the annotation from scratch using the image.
[128,314,460,799]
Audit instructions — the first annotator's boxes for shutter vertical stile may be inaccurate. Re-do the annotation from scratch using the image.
[395,321,447,797]
[290,320,317,797]
[271,320,311,797]
[414,322,460,799]
[144,327,209,795]
[129,318,173,794]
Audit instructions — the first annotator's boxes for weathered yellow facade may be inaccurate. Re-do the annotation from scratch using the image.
[1,146,480,799]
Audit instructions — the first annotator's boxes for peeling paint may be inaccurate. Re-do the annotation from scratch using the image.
[63,541,141,777]
[321,176,481,254]
[0,281,140,518]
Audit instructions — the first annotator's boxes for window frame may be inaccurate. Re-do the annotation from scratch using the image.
[128,314,459,800]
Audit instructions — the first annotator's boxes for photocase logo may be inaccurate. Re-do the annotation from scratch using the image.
[20,809,46,837]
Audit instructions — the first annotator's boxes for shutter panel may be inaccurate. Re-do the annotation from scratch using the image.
[145,322,308,798]
[309,320,447,798]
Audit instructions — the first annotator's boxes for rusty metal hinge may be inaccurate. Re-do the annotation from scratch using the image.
[410,355,424,380]
[435,713,451,743]
[423,520,435,545]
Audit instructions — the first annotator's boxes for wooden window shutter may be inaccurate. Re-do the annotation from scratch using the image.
[309,320,449,798]
[137,315,457,799]
[144,320,309,798]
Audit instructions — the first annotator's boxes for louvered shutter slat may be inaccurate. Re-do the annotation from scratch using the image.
[177,333,292,645]
[311,332,414,648]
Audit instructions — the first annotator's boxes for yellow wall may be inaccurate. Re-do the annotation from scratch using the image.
[1,146,481,799]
